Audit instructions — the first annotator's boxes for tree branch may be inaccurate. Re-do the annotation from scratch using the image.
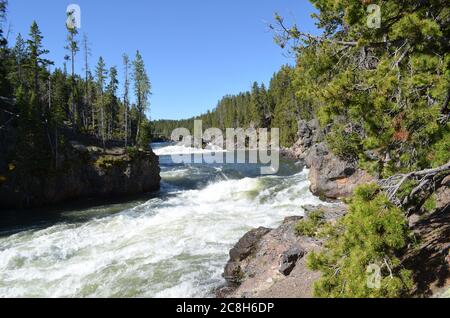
[379,162,450,211]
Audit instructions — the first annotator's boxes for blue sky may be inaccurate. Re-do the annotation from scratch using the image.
[6,0,318,120]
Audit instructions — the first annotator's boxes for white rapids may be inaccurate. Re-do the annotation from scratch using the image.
[0,144,322,298]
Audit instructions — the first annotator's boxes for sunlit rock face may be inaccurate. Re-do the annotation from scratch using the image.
[0,142,161,209]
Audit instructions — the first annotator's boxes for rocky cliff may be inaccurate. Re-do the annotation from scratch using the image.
[0,139,161,209]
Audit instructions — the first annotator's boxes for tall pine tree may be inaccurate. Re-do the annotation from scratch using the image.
[95,57,107,150]
[132,50,151,146]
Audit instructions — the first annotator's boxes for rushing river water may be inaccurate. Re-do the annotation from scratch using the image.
[0,143,322,298]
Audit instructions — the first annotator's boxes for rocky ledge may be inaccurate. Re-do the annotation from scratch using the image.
[217,204,347,298]
[0,139,161,209]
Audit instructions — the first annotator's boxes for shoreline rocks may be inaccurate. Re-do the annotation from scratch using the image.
[218,204,347,298]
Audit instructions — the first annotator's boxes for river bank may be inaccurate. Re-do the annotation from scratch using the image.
[219,121,450,298]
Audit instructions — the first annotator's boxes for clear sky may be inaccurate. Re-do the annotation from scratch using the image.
[6,0,318,120]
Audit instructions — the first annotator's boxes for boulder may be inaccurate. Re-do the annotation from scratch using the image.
[229,227,271,261]
[224,227,271,284]
[436,179,450,212]
[279,247,305,276]
[283,119,373,199]
[219,215,325,298]
[282,119,322,160]
[302,204,348,221]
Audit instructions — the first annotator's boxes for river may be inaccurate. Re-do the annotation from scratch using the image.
[0,143,322,298]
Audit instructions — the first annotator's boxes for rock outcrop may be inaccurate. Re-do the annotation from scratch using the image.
[0,140,161,209]
[305,143,375,199]
[218,204,347,298]
[283,119,374,199]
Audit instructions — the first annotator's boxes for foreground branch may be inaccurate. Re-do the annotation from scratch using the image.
[379,162,450,213]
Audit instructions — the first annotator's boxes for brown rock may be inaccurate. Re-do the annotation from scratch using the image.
[305,143,374,199]
[219,214,324,298]
[229,227,271,262]
[223,227,271,285]
[436,184,450,212]
[302,204,348,221]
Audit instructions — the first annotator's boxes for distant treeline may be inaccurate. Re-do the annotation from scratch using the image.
[153,65,304,148]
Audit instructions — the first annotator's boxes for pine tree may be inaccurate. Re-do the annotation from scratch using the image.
[307,184,413,298]
[272,0,449,175]
[0,0,9,98]
[82,33,92,131]
[0,0,6,47]
[106,66,118,139]
[12,33,27,88]
[95,57,107,150]
[132,50,151,146]
[27,21,51,102]
[122,53,130,147]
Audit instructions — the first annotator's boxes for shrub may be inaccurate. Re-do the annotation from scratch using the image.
[295,210,325,237]
[307,184,413,298]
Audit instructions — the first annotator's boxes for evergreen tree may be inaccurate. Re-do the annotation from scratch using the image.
[0,0,6,47]
[11,33,27,89]
[0,0,10,99]
[95,57,107,149]
[132,50,151,146]
[122,53,130,147]
[27,21,51,101]
[271,0,449,175]
[307,184,413,298]
[82,33,92,131]
[106,66,118,139]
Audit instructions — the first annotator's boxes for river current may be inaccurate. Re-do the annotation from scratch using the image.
[0,143,322,297]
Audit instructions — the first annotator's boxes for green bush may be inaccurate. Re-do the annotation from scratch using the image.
[295,210,325,237]
[307,184,413,298]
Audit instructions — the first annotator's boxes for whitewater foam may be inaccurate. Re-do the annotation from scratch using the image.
[154,143,225,156]
[0,159,322,298]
